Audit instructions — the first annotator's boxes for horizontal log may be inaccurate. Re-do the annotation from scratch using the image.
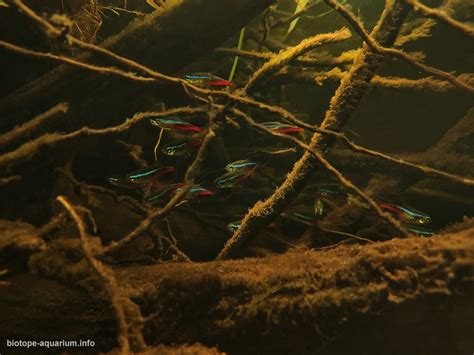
[4,227,472,354]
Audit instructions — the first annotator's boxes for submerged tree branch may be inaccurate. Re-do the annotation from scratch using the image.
[401,0,474,38]
[273,68,474,92]
[215,47,356,68]
[102,107,223,256]
[323,0,474,95]
[244,27,352,92]
[3,0,472,266]
[217,1,412,260]
[0,107,205,167]
[0,40,155,83]
[231,108,409,236]
[56,195,146,353]
[0,103,69,148]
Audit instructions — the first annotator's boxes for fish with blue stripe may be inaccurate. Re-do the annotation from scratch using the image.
[145,183,214,203]
[150,117,202,133]
[162,139,203,156]
[379,203,432,225]
[225,159,257,172]
[261,121,304,134]
[108,164,175,189]
[215,169,255,188]
[126,165,175,184]
[404,224,435,237]
[282,211,319,225]
[184,72,235,87]
[317,184,346,197]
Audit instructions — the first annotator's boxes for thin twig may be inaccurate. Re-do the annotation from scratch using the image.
[258,7,272,51]
[6,1,470,170]
[0,175,21,186]
[9,0,178,83]
[217,2,413,259]
[153,128,164,161]
[165,218,192,262]
[226,96,474,187]
[99,6,145,17]
[401,0,474,38]
[3,36,472,189]
[270,1,322,29]
[244,27,352,92]
[115,140,148,168]
[274,68,474,92]
[0,40,154,83]
[0,107,205,167]
[102,108,221,256]
[0,103,69,147]
[323,0,474,95]
[318,225,375,244]
[57,160,149,216]
[37,212,67,237]
[56,195,140,353]
[231,108,409,237]
[4,29,468,188]
[215,47,356,67]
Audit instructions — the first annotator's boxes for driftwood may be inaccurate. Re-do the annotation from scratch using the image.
[0,0,273,131]
[217,1,412,259]
[1,228,473,354]
[0,1,473,352]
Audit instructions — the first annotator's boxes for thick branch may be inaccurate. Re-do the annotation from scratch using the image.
[215,47,356,68]
[15,230,474,354]
[217,1,412,260]
[272,67,474,92]
[244,27,352,92]
[231,108,409,235]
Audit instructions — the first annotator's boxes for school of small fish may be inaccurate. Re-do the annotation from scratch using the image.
[107,72,435,238]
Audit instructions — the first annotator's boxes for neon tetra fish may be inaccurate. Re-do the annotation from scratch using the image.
[404,224,435,237]
[261,121,304,134]
[225,159,257,172]
[318,184,346,197]
[108,165,175,189]
[314,198,325,216]
[227,220,277,233]
[282,211,319,225]
[184,73,235,87]
[227,220,242,233]
[144,183,185,203]
[150,117,201,133]
[314,184,347,216]
[379,203,432,225]
[178,185,215,199]
[126,165,175,184]
[215,169,255,188]
[145,183,214,203]
[162,139,203,156]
